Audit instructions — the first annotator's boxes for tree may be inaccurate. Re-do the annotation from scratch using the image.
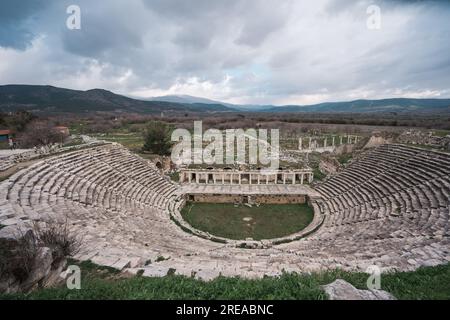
[18,121,62,148]
[142,121,173,155]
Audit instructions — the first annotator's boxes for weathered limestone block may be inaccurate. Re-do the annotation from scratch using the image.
[322,279,396,300]
[0,226,67,294]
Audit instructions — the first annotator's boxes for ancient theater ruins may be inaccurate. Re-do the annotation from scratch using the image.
[0,134,449,280]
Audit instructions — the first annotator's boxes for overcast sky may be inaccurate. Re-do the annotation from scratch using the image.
[0,0,449,105]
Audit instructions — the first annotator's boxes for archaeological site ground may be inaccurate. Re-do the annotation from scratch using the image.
[1,111,450,302]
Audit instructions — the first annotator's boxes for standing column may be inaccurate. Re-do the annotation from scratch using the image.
[188,173,192,183]
[332,136,335,147]
[324,138,327,148]
[222,174,225,185]
[266,175,269,185]
[239,174,242,185]
[301,174,304,185]
[309,137,312,151]
[283,173,286,184]
[249,174,252,185]
[299,137,303,151]
[292,174,296,185]
[257,174,261,185]
[196,173,200,184]
[340,136,343,145]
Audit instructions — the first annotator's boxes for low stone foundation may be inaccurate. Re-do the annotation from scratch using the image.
[186,193,307,204]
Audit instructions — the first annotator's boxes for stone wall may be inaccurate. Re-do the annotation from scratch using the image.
[397,130,450,150]
[319,157,341,175]
[363,134,393,149]
[187,193,307,204]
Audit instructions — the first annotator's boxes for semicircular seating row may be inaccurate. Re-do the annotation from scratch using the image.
[0,144,223,270]
[0,143,449,279]
[295,143,450,270]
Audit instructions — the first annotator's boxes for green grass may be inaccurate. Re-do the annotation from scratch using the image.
[2,260,450,300]
[169,171,180,182]
[313,167,326,181]
[337,154,352,165]
[92,132,144,151]
[433,130,450,137]
[181,203,314,240]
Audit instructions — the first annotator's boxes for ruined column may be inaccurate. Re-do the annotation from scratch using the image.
[309,137,312,151]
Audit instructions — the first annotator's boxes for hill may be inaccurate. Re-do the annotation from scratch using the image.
[0,85,233,114]
[1,85,449,114]
[268,98,450,114]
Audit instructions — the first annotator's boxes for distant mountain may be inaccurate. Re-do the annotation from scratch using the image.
[268,98,450,114]
[149,95,278,111]
[0,85,234,114]
[1,85,449,115]
[148,94,231,106]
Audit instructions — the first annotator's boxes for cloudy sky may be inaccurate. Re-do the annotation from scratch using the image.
[0,0,449,105]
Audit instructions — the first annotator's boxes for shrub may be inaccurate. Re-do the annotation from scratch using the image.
[33,222,82,268]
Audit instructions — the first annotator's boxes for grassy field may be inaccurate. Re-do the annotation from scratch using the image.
[181,203,314,240]
[1,259,450,300]
[92,132,144,150]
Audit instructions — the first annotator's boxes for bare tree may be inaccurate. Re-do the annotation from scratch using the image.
[18,121,65,148]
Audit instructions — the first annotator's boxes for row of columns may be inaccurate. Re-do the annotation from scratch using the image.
[299,135,359,151]
[181,171,314,185]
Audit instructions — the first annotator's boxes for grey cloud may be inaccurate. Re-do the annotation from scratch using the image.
[0,0,50,49]
[0,0,449,104]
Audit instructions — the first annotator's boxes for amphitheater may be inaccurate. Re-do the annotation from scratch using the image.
[0,142,449,280]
